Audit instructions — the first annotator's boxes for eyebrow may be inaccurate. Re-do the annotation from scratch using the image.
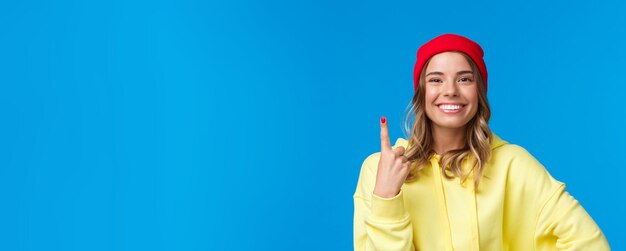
[425,70,474,77]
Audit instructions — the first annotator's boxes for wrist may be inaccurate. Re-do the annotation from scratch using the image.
[373,187,400,198]
[370,190,409,222]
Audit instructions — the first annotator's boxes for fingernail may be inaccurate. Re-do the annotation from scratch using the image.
[380,116,386,124]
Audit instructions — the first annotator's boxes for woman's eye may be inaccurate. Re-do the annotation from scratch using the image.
[459,77,473,83]
[428,79,442,83]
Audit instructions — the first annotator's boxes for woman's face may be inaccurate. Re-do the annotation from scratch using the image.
[423,52,479,132]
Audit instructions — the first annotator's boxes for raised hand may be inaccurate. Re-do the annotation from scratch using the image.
[373,116,411,198]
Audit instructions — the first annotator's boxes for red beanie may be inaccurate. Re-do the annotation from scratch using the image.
[413,34,488,92]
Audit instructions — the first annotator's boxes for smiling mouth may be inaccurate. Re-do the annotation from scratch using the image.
[437,104,466,113]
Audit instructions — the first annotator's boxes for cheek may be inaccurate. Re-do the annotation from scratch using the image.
[463,88,479,115]
[468,93,478,106]
[424,87,438,104]
[462,87,479,105]
[423,89,438,118]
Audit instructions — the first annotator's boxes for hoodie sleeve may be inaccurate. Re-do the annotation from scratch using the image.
[502,145,609,250]
[353,153,415,251]
[534,184,610,250]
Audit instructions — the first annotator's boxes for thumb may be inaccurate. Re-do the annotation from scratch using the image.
[392,145,405,156]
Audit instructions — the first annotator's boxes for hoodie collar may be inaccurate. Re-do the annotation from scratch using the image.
[393,133,508,150]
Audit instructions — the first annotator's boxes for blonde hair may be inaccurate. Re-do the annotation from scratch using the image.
[402,52,492,186]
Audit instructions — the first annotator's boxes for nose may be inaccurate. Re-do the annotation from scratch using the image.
[442,80,459,97]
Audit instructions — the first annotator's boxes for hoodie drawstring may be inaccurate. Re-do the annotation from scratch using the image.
[431,156,455,251]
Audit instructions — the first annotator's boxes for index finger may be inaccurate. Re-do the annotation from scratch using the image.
[380,116,391,152]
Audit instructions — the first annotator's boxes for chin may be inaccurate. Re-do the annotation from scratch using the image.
[432,118,471,129]
[439,124,467,130]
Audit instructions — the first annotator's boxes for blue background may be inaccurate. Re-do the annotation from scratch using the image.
[1,0,624,250]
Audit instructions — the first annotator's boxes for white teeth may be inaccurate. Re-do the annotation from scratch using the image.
[439,104,462,110]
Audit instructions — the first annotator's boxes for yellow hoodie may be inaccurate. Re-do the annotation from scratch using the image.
[353,134,609,250]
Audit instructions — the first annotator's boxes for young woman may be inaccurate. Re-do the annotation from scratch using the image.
[353,34,609,250]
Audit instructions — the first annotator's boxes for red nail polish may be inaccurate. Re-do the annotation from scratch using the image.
[380,116,386,124]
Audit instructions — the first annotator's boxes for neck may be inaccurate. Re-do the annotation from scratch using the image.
[431,126,466,155]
